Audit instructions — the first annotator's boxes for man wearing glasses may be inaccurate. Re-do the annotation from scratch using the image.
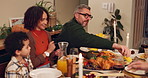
[56,4,131,57]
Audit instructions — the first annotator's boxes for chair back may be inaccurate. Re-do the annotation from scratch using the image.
[0,62,8,78]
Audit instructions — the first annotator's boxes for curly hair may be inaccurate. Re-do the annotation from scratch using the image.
[4,32,29,56]
[24,6,50,30]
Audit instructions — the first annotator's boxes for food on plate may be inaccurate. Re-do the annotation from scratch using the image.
[83,51,122,70]
[123,56,132,65]
[88,48,98,51]
[133,56,146,62]
[124,56,132,62]
[138,53,148,59]
[131,53,147,62]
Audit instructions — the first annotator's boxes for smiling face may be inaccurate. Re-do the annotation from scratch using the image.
[74,8,93,27]
[35,11,48,30]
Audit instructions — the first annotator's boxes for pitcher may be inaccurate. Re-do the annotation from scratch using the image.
[58,42,69,57]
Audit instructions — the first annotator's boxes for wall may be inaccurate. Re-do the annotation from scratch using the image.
[0,0,134,48]
[88,0,134,48]
[0,0,79,26]
[0,0,36,26]
[80,0,88,5]
[55,0,80,24]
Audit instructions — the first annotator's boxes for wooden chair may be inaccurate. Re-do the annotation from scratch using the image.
[0,62,8,78]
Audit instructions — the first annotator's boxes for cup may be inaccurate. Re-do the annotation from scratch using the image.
[67,48,78,77]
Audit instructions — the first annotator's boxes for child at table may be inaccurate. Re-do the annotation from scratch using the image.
[4,32,33,78]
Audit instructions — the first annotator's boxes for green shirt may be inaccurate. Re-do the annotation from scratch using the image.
[56,18,114,50]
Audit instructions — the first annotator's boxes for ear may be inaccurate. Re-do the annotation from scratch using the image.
[74,13,79,19]
[15,50,21,56]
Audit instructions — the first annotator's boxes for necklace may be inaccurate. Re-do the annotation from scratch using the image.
[32,31,44,43]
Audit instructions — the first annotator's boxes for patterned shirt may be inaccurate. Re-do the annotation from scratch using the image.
[5,56,33,78]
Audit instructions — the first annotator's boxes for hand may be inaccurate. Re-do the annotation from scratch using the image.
[112,43,131,57]
[46,41,55,53]
[128,61,148,70]
[55,49,62,56]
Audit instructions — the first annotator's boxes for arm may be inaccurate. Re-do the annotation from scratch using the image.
[27,32,46,68]
[46,31,58,65]
[65,21,114,49]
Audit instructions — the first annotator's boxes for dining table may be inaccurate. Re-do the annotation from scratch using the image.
[71,70,148,78]
[64,47,148,78]
[28,47,148,78]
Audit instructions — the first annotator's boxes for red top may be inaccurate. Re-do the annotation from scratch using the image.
[32,30,50,67]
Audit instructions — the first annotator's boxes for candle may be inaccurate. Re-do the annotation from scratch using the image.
[113,20,117,43]
[126,33,129,48]
[79,53,83,78]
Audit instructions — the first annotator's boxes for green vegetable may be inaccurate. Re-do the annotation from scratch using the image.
[101,56,108,60]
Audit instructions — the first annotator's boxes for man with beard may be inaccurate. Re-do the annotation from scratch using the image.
[56,4,130,57]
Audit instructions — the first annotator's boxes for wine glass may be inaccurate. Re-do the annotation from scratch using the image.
[69,48,78,55]
[113,54,125,70]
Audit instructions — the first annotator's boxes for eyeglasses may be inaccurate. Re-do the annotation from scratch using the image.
[78,12,93,19]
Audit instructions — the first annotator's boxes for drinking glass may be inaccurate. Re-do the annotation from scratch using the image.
[113,54,125,70]
[69,48,79,55]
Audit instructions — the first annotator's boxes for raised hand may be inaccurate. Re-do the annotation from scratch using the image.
[46,41,55,53]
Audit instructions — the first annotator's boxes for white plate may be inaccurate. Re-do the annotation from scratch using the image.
[80,47,102,52]
[130,53,146,59]
[80,47,89,52]
[29,68,62,78]
[124,66,145,75]
[137,53,146,59]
